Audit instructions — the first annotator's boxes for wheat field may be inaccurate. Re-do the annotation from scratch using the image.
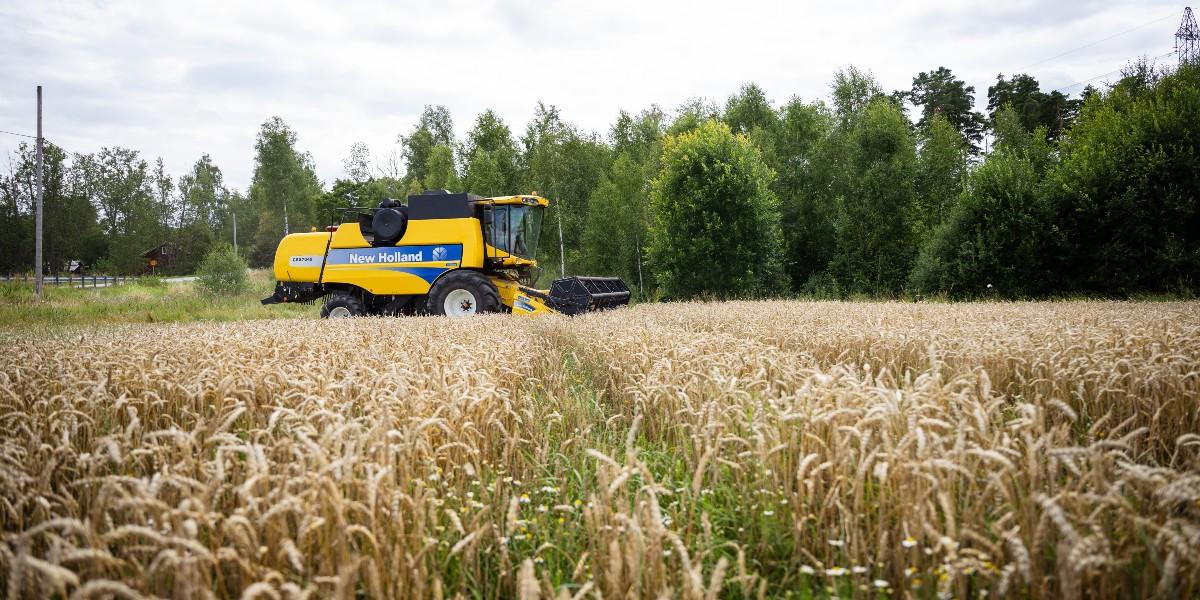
[1,301,1199,599]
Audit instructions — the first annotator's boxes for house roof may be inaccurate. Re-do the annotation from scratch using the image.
[141,243,173,258]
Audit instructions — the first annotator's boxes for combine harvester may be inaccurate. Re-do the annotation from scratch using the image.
[262,190,630,317]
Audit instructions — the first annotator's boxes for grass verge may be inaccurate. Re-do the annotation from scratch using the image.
[0,270,313,328]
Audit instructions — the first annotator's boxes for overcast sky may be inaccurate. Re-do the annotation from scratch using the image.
[0,0,1186,192]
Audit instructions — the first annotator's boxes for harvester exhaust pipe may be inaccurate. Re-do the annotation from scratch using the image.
[548,276,631,315]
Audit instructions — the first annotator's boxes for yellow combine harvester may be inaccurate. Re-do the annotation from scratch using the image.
[262,190,630,317]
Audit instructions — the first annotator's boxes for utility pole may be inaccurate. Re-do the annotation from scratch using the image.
[232,209,238,253]
[635,234,644,298]
[33,86,44,300]
[556,205,565,278]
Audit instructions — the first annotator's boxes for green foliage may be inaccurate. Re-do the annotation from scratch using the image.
[401,105,455,189]
[172,154,232,273]
[991,103,1032,152]
[724,83,780,137]
[913,114,968,243]
[463,150,506,196]
[579,109,666,296]
[423,144,460,191]
[904,66,986,152]
[581,153,650,297]
[831,66,883,122]
[612,107,665,165]
[829,98,919,296]
[197,243,249,296]
[178,155,229,228]
[91,256,118,276]
[342,141,373,183]
[5,62,1193,304]
[802,67,919,297]
[320,177,403,216]
[910,130,1056,297]
[1045,62,1200,294]
[0,141,107,275]
[70,146,170,274]
[987,73,1082,141]
[648,120,788,299]
[461,110,520,194]
[667,98,720,136]
[247,117,323,266]
[775,98,836,290]
[917,64,1200,298]
[521,102,610,280]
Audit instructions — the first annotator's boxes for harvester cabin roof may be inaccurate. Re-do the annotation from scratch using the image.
[404,190,549,221]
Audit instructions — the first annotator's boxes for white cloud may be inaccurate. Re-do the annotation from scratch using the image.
[0,0,1183,191]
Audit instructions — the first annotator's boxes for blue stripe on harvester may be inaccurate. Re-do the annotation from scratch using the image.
[326,244,463,265]
[385,267,449,283]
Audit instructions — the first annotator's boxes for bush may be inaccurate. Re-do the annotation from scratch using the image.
[91,256,118,276]
[1044,62,1200,295]
[909,134,1057,298]
[648,119,788,299]
[197,243,248,295]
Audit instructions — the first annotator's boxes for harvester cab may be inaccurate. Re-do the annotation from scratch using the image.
[261,190,631,318]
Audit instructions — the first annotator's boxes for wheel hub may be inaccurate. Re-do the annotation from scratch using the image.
[444,289,478,316]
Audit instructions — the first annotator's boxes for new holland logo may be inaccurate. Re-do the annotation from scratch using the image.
[328,245,460,266]
[349,250,423,264]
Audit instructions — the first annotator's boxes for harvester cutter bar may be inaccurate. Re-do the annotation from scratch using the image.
[547,276,631,315]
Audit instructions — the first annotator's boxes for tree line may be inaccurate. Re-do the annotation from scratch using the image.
[2,61,1196,299]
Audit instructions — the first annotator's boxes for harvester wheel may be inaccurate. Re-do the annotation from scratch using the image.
[321,291,367,318]
[426,271,500,317]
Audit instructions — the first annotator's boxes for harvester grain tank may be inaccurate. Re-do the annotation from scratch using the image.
[262,190,631,317]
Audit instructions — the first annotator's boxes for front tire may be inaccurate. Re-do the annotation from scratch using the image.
[426,271,500,317]
[321,291,367,318]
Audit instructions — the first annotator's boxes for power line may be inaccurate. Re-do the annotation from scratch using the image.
[0,128,37,139]
[2,135,80,157]
[1052,50,1178,92]
[1024,13,1178,70]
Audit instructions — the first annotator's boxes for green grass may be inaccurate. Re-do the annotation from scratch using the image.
[0,270,314,328]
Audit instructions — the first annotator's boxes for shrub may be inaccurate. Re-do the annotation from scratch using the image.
[1045,62,1200,295]
[197,243,248,295]
[91,256,118,276]
[648,119,788,299]
[909,135,1056,298]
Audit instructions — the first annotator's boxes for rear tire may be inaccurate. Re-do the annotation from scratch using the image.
[321,291,367,318]
[426,271,500,317]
